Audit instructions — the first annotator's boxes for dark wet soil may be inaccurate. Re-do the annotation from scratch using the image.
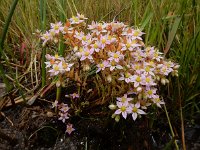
[0,102,200,150]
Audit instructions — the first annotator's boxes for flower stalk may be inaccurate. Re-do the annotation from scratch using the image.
[164,104,179,150]
[56,0,66,102]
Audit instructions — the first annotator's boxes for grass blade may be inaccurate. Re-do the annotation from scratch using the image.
[164,17,181,55]
[40,0,47,87]
[0,0,19,92]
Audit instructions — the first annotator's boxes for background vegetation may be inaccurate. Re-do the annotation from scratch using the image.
[0,0,200,149]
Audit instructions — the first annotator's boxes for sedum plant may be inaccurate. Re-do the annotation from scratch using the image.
[39,13,179,132]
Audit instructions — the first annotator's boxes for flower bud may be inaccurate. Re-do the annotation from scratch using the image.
[138,93,142,99]
[136,86,142,92]
[73,46,78,52]
[165,79,169,84]
[115,115,120,122]
[157,64,163,68]
[54,37,58,43]
[156,76,160,81]
[109,104,117,110]
[143,94,147,100]
[42,42,47,47]
[111,113,116,118]
[47,111,54,117]
[161,78,166,85]
[75,52,81,58]
[61,81,65,87]
[174,65,180,69]
[106,75,112,83]
[56,80,61,87]
[83,64,90,71]
[172,70,179,77]
[45,54,51,60]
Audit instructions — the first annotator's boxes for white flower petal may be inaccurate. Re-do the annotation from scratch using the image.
[122,112,127,119]
[157,103,161,108]
[135,102,140,108]
[115,109,121,115]
[138,109,146,115]
[118,77,124,81]
[132,113,137,121]
[116,101,122,107]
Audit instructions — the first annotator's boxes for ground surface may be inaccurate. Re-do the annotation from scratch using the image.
[0,103,161,150]
[0,97,200,150]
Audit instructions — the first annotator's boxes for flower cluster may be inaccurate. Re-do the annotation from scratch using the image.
[52,100,75,134]
[45,54,73,77]
[41,13,179,122]
[41,22,65,46]
[52,101,70,123]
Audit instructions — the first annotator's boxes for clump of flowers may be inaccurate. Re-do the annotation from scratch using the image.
[52,100,75,134]
[40,13,179,124]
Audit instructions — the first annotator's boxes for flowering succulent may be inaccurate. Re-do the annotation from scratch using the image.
[40,13,179,123]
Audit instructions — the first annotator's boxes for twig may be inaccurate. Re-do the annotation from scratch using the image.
[37,98,52,103]
[5,95,32,107]
[1,61,25,68]
[0,111,14,126]
[5,74,30,91]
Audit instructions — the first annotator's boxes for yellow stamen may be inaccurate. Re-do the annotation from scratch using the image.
[155,98,160,103]
[108,36,112,40]
[111,61,116,66]
[133,30,140,36]
[121,97,126,103]
[100,63,104,68]
[125,72,130,78]
[132,107,138,112]
[62,62,68,69]
[135,65,140,70]
[136,76,141,82]
[84,51,90,56]
[147,90,153,95]
[146,77,150,83]
[94,43,98,48]
[145,66,150,72]
[55,54,59,59]
[120,106,126,112]
[126,43,131,48]
[132,40,137,44]
[44,35,49,40]
[72,16,79,22]
[102,38,106,43]
[54,66,59,71]
[82,36,86,41]
[113,53,119,58]
[54,25,59,30]
[79,47,83,52]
